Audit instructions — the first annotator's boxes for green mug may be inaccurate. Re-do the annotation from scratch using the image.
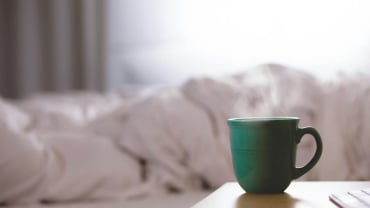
[227,117,323,193]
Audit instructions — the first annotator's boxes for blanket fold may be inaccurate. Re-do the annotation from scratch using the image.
[0,64,369,204]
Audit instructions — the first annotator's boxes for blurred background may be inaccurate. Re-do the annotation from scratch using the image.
[1,0,370,98]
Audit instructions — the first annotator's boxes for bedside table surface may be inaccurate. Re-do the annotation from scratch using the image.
[192,181,370,208]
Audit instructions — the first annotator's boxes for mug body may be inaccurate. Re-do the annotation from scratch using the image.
[228,117,299,193]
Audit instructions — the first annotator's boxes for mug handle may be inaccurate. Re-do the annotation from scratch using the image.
[293,126,323,179]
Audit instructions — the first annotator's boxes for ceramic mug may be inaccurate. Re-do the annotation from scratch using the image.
[227,117,323,193]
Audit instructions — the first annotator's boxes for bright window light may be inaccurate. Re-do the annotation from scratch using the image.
[107,0,370,86]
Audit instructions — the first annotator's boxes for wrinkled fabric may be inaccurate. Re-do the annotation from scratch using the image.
[0,64,369,204]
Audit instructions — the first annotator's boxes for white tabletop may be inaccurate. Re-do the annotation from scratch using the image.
[192,181,370,208]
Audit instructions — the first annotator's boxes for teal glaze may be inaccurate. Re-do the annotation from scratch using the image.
[227,117,322,193]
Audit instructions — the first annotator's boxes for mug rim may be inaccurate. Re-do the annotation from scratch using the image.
[227,117,299,125]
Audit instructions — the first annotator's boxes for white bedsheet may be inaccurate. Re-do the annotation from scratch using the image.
[0,64,369,205]
[4,191,210,208]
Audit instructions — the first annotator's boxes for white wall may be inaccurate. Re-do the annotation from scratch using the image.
[106,0,370,88]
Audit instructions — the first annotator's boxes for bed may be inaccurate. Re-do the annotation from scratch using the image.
[0,63,369,207]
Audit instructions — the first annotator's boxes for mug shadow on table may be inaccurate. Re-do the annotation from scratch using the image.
[236,192,300,208]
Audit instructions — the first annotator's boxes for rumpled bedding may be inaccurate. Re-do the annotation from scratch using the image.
[0,64,369,204]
